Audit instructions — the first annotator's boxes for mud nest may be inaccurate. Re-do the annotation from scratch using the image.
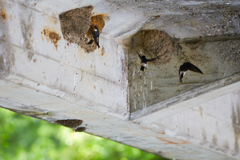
[59,6,105,53]
[141,30,174,64]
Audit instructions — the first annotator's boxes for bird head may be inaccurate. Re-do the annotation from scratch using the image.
[94,26,98,31]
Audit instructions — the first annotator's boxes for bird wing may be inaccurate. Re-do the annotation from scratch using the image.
[87,39,94,44]
[132,38,142,59]
[186,62,203,74]
[146,57,159,62]
[146,49,169,62]
[178,65,184,83]
[92,31,100,48]
[179,65,182,75]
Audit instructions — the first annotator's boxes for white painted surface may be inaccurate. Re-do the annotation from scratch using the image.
[0,79,237,160]
[1,0,129,118]
[1,0,240,159]
[150,89,240,158]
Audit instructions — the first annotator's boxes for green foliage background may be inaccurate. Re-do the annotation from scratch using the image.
[0,108,167,160]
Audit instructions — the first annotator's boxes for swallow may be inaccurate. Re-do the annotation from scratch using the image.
[132,38,167,71]
[179,62,203,83]
[92,26,100,48]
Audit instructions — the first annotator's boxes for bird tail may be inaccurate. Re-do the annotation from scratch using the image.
[179,74,183,83]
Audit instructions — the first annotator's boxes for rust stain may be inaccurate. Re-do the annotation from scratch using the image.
[158,137,179,145]
[42,27,61,50]
[158,137,189,145]
[41,35,44,41]
[0,10,7,20]
[94,85,96,89]
[180,139,189,144]
[86,14,107,39]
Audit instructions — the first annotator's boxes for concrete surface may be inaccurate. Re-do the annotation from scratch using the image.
[0,0,240,159]
[0,79,238,160]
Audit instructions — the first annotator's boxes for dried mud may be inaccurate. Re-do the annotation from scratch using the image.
[133,30,174,65]
[0,10,7,20]
[59,6,105,53]
[55,119,83,128]
[42,27,61,50]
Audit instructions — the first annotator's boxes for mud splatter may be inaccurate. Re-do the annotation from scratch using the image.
[42,27,61,50]
[48,16,58,24]
[212,134,218,145]
[75,127,86,132]
[101,46,105,56]
[0,10,7,20]
[199,106,203,117]
[3,107,52,119]
[231,105,240,155]
[55,119,83,128]
[201,127,207,144]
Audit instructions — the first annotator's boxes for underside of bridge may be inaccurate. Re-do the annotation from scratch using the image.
[0,0,240,159]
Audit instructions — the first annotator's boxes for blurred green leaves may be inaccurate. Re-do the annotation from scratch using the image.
[0,107,166,160]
